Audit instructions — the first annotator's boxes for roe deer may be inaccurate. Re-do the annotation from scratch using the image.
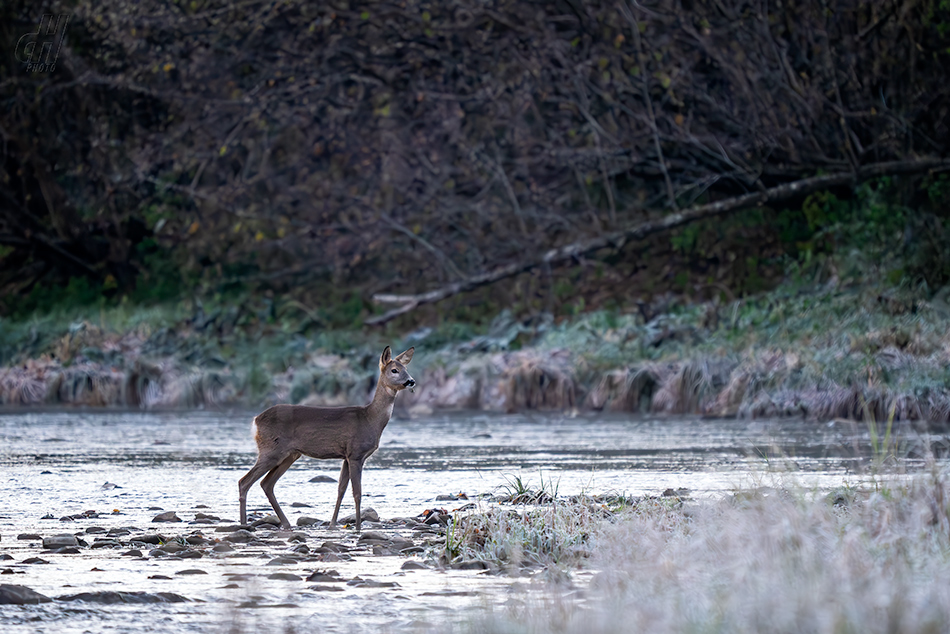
[239,346,415,531]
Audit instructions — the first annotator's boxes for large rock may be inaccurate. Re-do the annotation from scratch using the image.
[0,584,53,604]
[152,511,181,523]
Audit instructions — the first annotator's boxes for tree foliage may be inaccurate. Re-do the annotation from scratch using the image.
[1,0,948,317]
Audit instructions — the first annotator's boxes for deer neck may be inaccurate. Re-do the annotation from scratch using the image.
[366,376,398,427]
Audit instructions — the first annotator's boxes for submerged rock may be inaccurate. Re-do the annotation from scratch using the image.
[56,591,189,603]
[0,584,53,604]
[152,511,182,523]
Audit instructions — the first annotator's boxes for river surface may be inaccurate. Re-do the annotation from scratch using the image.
[0,409,935,633]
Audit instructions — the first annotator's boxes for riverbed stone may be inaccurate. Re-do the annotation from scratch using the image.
[401,561,427,570]
[136,533,164,544]
[175,569,207,575]
[21,557,49,565]
[267,557,299,565]
[121,549,143,557]
[296,516,322,526]
[224,529,256,543]
[17,533,41,541]
[56,591,189,603]
[42,534,78,548]
[267,572,301,581]
[212,543,234,552]
[339,508,379,524]
[152,511,181,523]
[0,584,53,604]
[309,475,336,483]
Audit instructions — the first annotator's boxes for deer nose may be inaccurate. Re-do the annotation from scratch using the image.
[404,378,416,388]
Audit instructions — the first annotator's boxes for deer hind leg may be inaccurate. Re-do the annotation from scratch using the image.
[329,460,350,528]
[239,456,281,525]
[259,452,301,529]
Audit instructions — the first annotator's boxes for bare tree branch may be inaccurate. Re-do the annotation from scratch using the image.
[367,158,950,325]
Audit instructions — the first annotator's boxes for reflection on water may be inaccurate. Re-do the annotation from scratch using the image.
[0,409,942,633]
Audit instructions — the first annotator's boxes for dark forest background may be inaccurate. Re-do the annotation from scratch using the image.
[1,0,949,329]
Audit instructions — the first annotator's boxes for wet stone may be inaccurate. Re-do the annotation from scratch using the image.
[85,526,107,534]
[306,570,342,582]
[194,513,220,521]
[288,532,307,543]
[347,578,400,588]
[291,544,310,554]
[291,502,312,507]
[267,557,299,566]
[152,511,181,523]
[179,550,204,559]
[48,547,80,555]
[185,535,210,545]
[215,525,253,533]
[42,534,78,548]
[212,543,234,553]
[296,517,322,527]
[252,515,281,527]
[148,575,172,580]
[308,475,336,483]
[21,558,49,565]
[91,540,121,549]
[175,569,207,575]
[267,572,301,581]
[56,591,189,603]
[0,584,53,605]
[136,533,164,544]
[453,560,489,570]
[224,530,256,543]
[0,555,13,561]
[17,534,42,541]
[401,561,427,570]
[121,550,143,557]
[339,508,379,524]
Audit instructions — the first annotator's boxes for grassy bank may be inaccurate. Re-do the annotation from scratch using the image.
[1,271,950,420]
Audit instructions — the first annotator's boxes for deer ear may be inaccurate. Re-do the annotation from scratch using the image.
[394,347,414,365]
[379,346,392,369]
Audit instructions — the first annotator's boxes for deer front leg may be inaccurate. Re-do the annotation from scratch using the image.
[329,460,350,528]
[349,459,365,532]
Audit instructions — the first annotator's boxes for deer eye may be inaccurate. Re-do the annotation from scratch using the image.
[391,368,398,373]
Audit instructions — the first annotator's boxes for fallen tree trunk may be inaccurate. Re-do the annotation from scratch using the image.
[367,158,950,325]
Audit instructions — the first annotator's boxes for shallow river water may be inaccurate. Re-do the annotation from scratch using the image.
[0,409,933,633]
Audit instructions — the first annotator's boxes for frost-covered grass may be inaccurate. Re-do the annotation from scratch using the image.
[466,469,950,634]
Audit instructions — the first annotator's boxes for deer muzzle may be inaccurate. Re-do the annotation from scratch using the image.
[404,378,416,392]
